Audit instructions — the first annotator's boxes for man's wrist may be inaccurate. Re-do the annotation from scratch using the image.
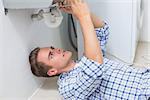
[78,14,91,23]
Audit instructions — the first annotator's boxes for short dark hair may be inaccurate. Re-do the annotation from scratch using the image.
[29,47,52,77]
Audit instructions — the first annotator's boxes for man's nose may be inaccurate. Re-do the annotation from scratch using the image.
[55,49,61,54]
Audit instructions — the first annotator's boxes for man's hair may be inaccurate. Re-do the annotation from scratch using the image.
[29,47,52,77]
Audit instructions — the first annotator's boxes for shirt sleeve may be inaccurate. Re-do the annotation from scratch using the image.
[73,56,109,99]
[95,22,110,56]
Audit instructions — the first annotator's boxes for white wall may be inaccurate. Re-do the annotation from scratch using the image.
[0,2,72,99]
[140,0,150,42]
[0,0,4,98]
[148,0,150,41]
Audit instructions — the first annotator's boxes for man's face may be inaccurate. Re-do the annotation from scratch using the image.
[37,46,72,70]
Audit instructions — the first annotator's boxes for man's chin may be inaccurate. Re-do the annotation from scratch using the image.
[67,52,73,61]
[69,52,73,59]
[66,51,72,57]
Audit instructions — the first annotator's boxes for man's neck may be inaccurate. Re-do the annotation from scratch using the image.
[59,60,76,74]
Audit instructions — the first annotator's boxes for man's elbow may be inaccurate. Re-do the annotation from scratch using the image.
[96,55,103,64]
[98,60,103,64]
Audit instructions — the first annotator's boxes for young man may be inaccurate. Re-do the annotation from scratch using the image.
[29,0,150,99]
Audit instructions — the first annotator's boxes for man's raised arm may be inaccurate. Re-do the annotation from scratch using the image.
[71,0,103,63]
[60,0,103,63]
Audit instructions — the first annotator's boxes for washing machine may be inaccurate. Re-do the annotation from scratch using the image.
[77,0,144,65]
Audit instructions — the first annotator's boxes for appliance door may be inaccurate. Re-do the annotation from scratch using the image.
[77,0,139,64]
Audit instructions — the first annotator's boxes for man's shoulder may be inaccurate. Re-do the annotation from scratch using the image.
[78,55,110,65]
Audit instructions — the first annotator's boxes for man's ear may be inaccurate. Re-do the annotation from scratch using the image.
[47,68,58,76]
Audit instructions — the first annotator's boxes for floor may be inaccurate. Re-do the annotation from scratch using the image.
[30,77,62,100]
[30,42,150,100]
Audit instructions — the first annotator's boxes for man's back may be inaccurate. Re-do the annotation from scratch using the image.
[58,55,150,100]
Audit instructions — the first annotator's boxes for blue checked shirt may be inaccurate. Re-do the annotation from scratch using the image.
[57,22,150,100]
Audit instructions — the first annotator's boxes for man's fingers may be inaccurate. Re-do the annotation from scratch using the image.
[59,2,63,8]
[73,0,84,4]
[63,0,67,5]
[61,8,69,13]
[60,7,72,14]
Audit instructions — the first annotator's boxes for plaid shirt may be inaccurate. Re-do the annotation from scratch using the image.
[57,23,150,100]
[95,22,109,56]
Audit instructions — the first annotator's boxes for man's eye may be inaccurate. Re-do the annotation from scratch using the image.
[50,52,54,59]
[50,56,53,59]
[50,46,55,50]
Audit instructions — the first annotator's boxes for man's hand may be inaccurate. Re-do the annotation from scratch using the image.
[69,0,90,21]
[60,0,103,63]
[59,0,90,21]
[59,0,104,28]
[59,1,73,14]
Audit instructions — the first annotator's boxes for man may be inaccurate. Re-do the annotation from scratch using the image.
[29,0,150,99]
